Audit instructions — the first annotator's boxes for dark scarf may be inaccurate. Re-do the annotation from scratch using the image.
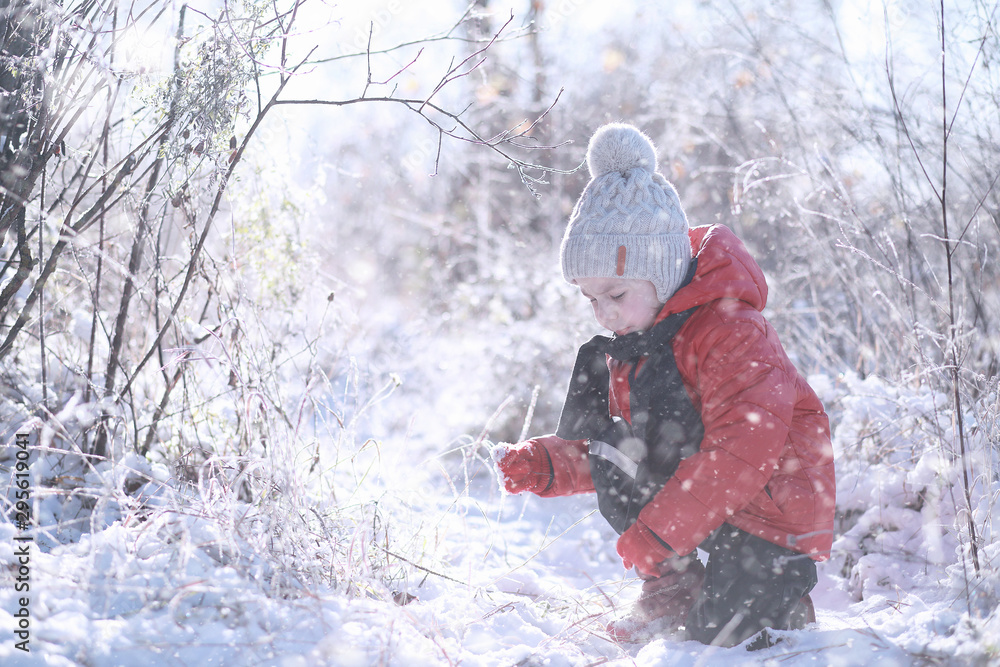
[555,265,704,535]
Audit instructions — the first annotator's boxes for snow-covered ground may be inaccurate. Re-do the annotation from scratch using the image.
[2,373,997,666]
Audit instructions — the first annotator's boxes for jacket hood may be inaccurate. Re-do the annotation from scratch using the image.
[655,224,767,323]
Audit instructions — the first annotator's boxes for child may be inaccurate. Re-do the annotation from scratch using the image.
[494,123,836,649]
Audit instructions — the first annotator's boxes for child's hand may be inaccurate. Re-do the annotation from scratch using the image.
[617,520,674,577]
[491,440,554,495]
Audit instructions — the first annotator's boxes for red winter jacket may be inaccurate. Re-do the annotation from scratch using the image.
[537,224,836,561]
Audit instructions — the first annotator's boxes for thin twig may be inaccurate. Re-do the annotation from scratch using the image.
[936,0,980,579]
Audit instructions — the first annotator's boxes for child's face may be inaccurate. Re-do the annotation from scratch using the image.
[575,277,664,336]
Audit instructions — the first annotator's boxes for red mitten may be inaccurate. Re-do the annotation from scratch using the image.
[617,520,675,577]
[493,440,553,495]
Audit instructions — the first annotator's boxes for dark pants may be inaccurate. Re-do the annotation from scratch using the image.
[685,524,818,647]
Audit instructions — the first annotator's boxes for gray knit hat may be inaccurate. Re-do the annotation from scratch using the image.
[560,123,691,303]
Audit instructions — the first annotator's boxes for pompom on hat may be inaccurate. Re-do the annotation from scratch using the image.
[560,123,691,303]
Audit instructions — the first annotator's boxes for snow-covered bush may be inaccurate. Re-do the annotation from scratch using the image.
[815,372,1000,658]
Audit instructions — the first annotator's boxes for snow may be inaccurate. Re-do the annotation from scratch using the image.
[2,372,998,665]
